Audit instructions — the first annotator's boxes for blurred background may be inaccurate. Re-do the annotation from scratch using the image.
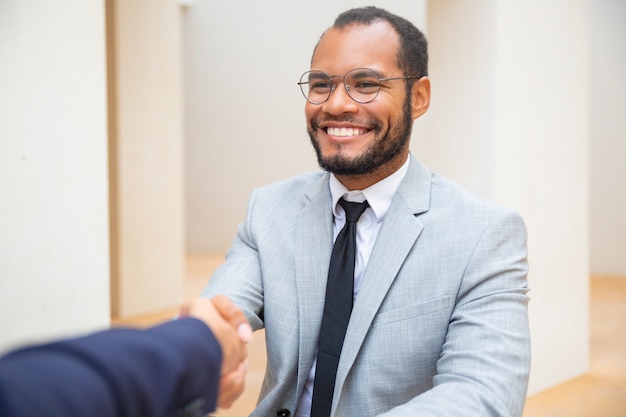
[1,0,624,413]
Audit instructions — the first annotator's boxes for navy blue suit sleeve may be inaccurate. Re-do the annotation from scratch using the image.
[0,317,222,417]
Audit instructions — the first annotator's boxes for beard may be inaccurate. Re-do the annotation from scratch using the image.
[308,96,413,176]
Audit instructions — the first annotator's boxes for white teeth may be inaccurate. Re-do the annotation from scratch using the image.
[327,127,365,137]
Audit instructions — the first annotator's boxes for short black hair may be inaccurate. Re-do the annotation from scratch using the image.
[331,6,428,78]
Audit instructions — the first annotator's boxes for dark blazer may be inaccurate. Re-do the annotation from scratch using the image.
[0,318,222,417]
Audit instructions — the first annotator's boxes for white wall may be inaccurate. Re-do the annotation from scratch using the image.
[414,1,497,199]
[494,0,590,394]
[182,0,426,253]
[425,0,590,395]
[0,1,110,352]
[590,0,626,277]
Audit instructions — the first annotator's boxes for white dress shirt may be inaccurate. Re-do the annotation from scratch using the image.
[295,155,411,417]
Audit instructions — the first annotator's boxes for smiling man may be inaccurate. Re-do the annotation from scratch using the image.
[304,19,429,190]
[202,6,530,417]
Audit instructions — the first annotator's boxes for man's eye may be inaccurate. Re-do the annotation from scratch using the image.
[354,81,380,92]
[311,81,332,92]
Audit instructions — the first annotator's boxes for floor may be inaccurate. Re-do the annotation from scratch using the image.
[522,275,626,417]
[113,257,626,417]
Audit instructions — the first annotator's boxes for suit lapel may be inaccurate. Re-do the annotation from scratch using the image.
[294,173,334,397]
[333,158,432,400]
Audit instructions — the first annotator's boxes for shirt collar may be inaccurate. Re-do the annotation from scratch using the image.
[329,154,411,223]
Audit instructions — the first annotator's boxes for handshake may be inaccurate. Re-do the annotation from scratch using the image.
[0,295,254,417]
[179,295,254,409]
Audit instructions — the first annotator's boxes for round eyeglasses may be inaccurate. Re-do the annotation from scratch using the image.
[298,68,421,104]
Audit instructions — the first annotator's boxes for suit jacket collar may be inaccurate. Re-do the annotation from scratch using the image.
[394,155,432,216]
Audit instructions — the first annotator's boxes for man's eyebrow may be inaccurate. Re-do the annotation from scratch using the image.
[308,72,328,80]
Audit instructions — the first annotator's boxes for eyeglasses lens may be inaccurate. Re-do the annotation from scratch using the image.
[299,68,381,104]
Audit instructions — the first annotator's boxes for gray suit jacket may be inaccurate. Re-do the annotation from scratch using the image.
[203,158,530,417]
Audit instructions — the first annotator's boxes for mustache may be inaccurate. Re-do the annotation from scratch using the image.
[310,116,380,131]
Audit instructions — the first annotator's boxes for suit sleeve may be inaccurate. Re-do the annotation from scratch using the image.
[0,317,222,417]
[378,210,531,417]
[202,188,267,330]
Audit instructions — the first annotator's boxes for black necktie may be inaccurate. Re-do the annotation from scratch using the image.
[310,198,369,417]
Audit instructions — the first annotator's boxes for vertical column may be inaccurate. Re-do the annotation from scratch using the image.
[425,0,590,394]
[589,0,626,276]
[0,1,110,351]
[109,0,185,317]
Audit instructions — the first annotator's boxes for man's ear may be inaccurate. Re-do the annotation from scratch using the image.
[411,76,431,120]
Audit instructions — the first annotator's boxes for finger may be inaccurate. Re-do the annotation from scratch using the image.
[221,339,247,376]
[217,362,247,409]
[178,303,190,318]
[212,296,253,342]
[212,295,245,325]
[237,322,253,343]
[183,298,243,374]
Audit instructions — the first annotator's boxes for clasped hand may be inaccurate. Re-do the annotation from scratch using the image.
[179,295,253,409]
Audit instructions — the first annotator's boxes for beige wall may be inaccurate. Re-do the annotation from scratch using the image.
[0,0,190,346]
[108,0,186,317]
[0,0,110,352]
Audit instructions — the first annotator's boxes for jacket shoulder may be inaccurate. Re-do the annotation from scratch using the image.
[252,171,327,203]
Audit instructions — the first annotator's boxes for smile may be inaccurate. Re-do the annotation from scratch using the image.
[326,127,368,137]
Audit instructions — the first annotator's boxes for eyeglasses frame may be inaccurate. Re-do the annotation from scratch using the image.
[297,67,422,104]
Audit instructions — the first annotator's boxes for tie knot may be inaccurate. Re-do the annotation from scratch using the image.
[338,199,369,223]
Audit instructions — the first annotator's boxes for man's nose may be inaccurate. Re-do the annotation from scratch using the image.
[321,81,359,114]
